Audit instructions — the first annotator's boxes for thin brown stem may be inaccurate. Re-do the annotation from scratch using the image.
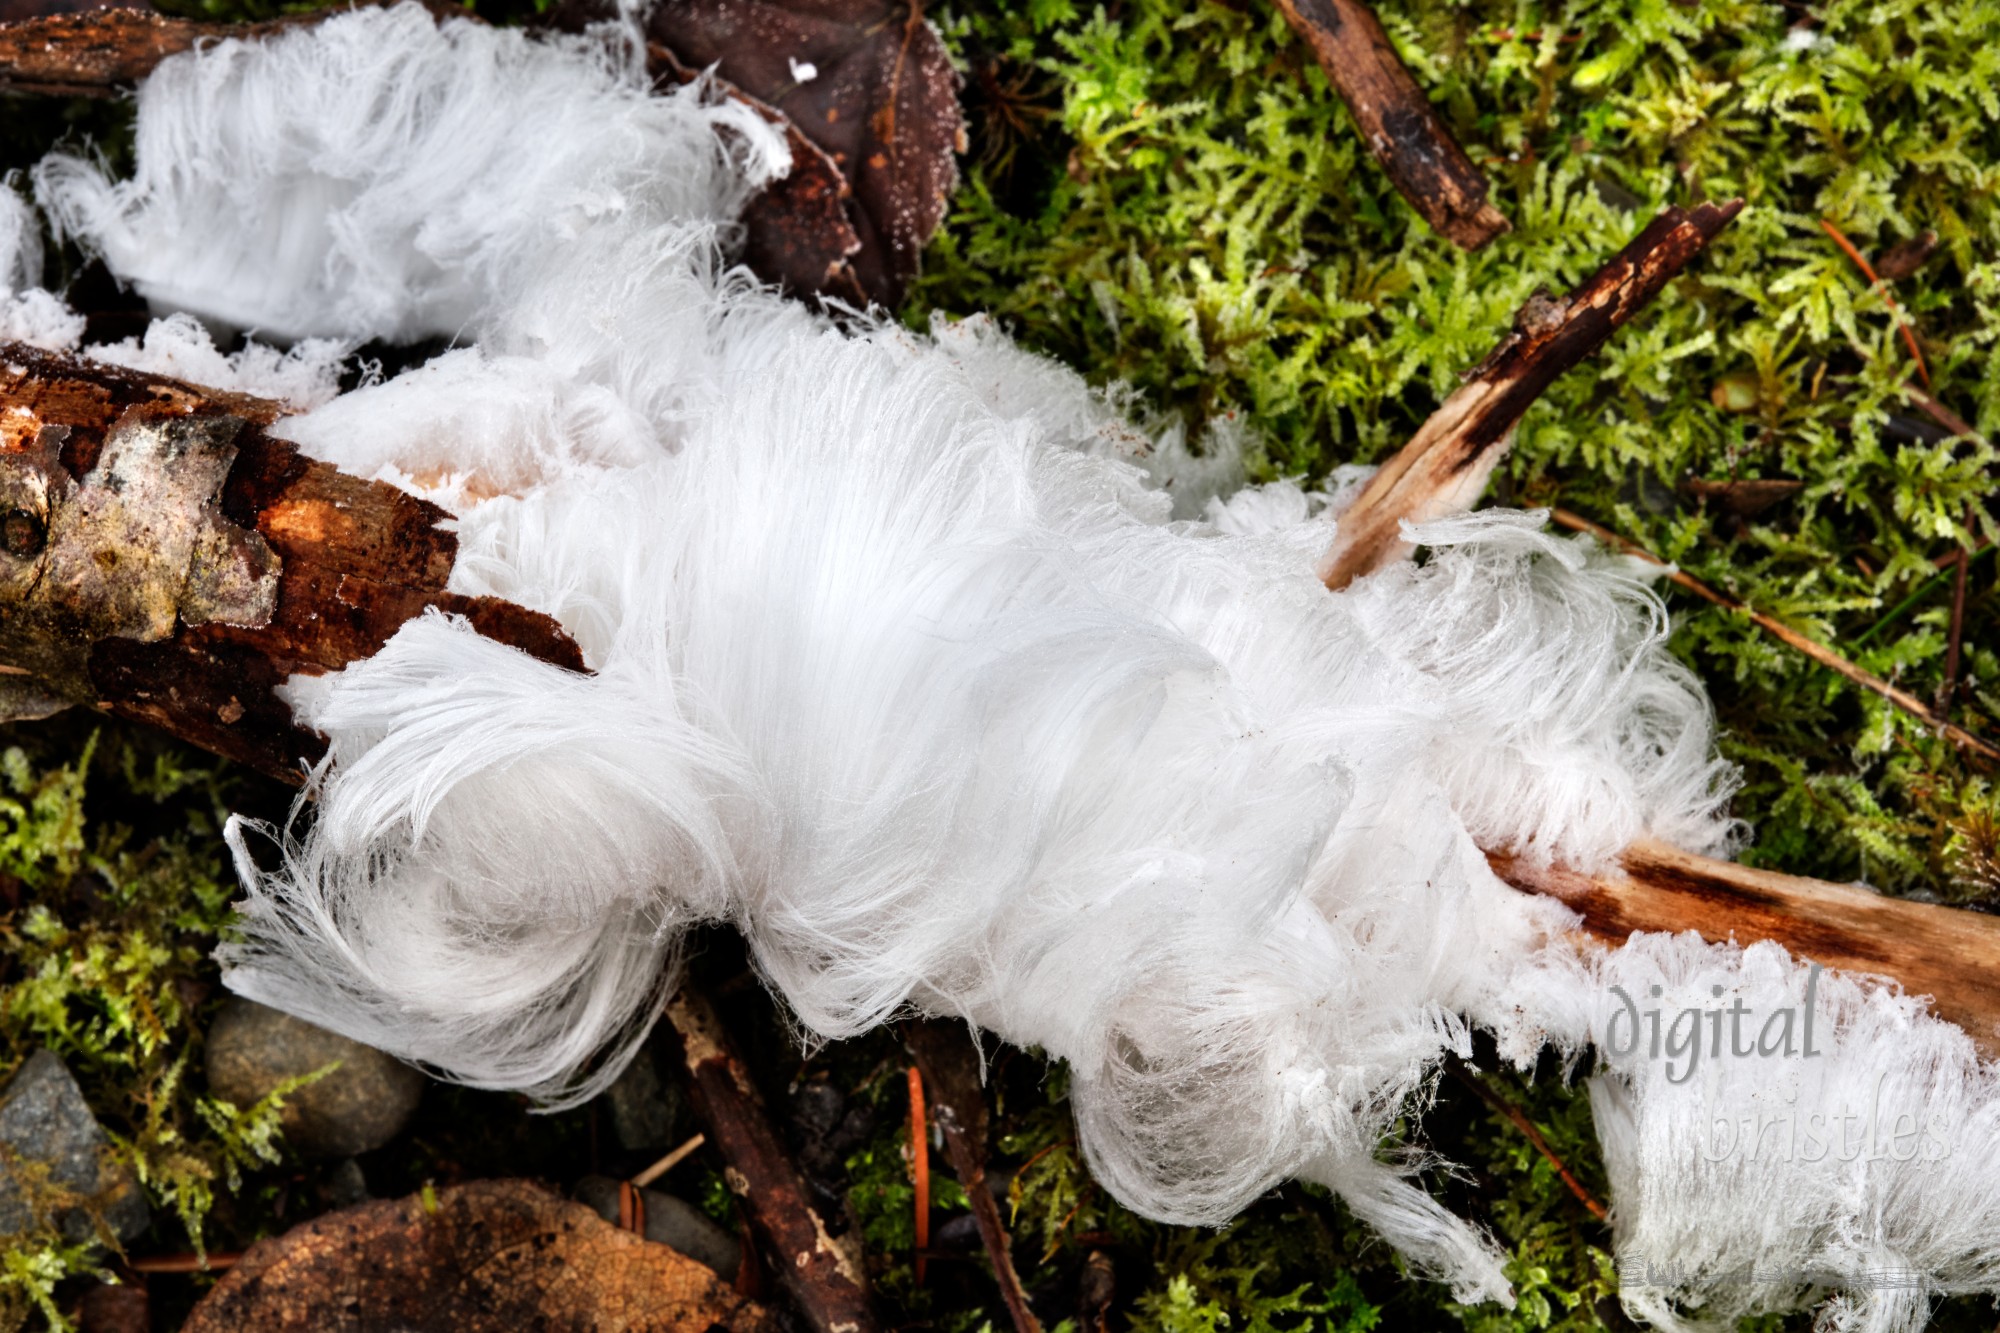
[1820,218,1931,390]
[1444,1056,1607,1221]
[127,1252,242,1274]
[1547,507,1999,764]
[1942,506,1972,718]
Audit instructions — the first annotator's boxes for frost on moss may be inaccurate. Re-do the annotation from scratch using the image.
[914,0,2000,897]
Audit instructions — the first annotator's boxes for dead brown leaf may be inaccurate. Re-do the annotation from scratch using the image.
[181,1179,775,1333]
[647,0,963,308]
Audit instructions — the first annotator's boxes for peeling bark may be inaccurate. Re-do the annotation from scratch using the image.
[0,344,583,782]
[1271,0,1508,250]
[1317,199,1743,589]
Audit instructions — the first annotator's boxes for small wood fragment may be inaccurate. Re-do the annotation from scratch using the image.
[1318,199,1743,589]
[1271,0,1507,249]
[632,1132,707,1189]
[1874,229,1939,283]
[1678,477,1803,519]
[660,985,880,1333]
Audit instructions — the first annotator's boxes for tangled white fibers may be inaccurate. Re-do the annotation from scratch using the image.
[13,6,2000,1327]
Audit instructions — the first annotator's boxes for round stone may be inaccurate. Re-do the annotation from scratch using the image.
[205,998,424,1158]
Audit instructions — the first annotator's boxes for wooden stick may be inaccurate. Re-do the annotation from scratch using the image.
[0,343,583,783]
[1547,506,2000,764]
[660,985,880,1333]
[631,1132,706,1189]
[0,3,457,95]
[903,1020,1042,1333]
[1271,0,1508,250]
[1317,200,1743,589]
[126,1251,242,1274]
[1490,838,2000,1053]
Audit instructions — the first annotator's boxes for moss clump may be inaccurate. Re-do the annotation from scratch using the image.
[0,721,297,1329]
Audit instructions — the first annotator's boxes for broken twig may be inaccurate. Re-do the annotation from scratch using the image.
[1547,506,2000,764]
[632,1132,707,1189]
[660,985,880,1333]
[1318,199,1743,588]
[1271,0,1507,249]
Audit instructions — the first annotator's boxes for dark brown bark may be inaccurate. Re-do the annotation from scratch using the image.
[0,343,583,782]
[1317,199,1743,589]
[1271,0,1507,250]
[0,1,457,94]
[902,1020,1041,1333]
[0,7,226,93]
[660,985,880,1333]
[1491,838,2000,1056]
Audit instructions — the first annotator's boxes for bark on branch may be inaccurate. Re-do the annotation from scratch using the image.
[0,2,457,94]
[1271,0,1508,250]
[0,344,582,782]
[1318,199,1743,589]
[660,986,880,1333]
[7,339,2000,1110]
[1491,839,2000,1053]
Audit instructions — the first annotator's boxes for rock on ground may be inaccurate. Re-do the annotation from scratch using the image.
[204,997,423,1158]
[0,1049,150,1243]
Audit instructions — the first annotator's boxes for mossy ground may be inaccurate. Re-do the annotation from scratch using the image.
[3,0,1999,1327]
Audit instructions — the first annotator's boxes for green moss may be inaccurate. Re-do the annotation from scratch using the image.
[0,724,282,1328]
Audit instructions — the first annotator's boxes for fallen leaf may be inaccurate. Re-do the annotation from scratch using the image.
[643,0,963,308]
[649,42,868,306]
[1873,229,1939,283]
[181,1178,775,1333]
